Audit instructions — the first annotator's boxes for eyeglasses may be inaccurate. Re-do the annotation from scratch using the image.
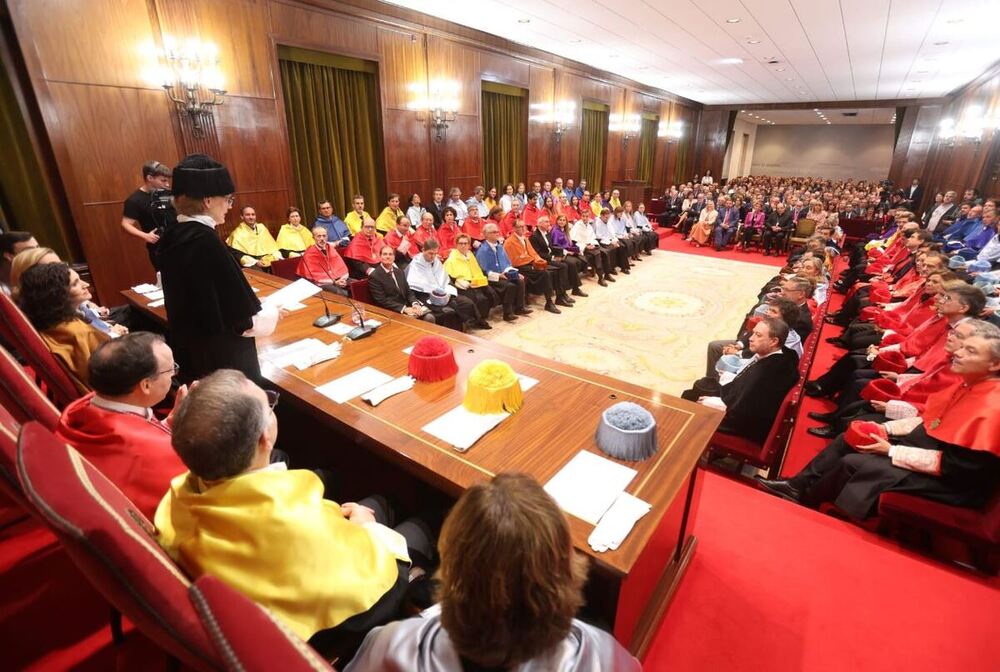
[265,389,280,411]
[155,362,180,378]
[225,195,235,205]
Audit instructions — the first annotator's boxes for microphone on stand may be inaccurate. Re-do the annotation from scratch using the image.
[344,294,377,341]
[302,248,343,328]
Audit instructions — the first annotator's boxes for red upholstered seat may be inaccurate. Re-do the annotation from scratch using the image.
[190,575,334,672]
[0,345,60,430]
[708,384,799,476]
[0,291,81,408]
[15,422,219,670]
[0,399,30,522]
[878,488,1000,572]
[349,278,373,304]
[269,256,301,281]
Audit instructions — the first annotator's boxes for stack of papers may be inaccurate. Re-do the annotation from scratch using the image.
[315,366,393,404]
[264,338,342,370]
[131,283,159,295]
[420,374,540,451]
[261,278,320,309]
[544,451,637,525]
[587,493,652,553]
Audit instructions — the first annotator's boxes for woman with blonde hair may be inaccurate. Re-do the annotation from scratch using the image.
[346,473,640,671]
[9,246,60,297]
[689,199,718,247]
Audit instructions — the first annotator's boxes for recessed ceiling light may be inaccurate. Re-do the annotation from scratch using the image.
[785,77,795,81]
[946,18,963,24]
[747,39,762,44]
[719,57,744,65]
[518,18,530,23]
[726,17,741,23]
[933,41,949,46]
[775,67,785,72]
[637,66,649,70]
[569,38,582,43]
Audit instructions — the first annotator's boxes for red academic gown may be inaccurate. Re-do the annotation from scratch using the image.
[923,377,1000,455]
[500,210,519,237]
[436,222,460,261]
[297,244,349,284]
[343,232,383,265]
[521,203,540,231]
[899,314,947,358]
[55,393,184,519]
[899,362,960,411]
[384,228,417,258]
[463,216,486,241]
[876,294,936,336]
[410,225,436,257]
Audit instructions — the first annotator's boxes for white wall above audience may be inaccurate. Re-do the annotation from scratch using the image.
[748,125,893,181]
[722,118,758,179]
[384,0,1000,105]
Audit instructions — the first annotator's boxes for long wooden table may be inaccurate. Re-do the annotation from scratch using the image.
[123,271,722,656]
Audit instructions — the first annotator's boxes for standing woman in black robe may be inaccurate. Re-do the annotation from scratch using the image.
[158,154,280,383]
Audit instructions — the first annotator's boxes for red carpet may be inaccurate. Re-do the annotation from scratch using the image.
[644,471,1000,671]
[657,226,786,267]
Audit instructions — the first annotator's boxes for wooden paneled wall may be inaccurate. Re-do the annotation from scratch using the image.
[6,0,700,301]
[898,65,1000,204]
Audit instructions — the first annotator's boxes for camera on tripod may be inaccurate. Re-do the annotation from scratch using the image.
[148,188,175,234]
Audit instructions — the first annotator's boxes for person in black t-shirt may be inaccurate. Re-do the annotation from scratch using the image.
[121,160,176,270]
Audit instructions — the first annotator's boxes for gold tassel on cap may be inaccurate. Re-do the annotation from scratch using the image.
[462,359,523,414]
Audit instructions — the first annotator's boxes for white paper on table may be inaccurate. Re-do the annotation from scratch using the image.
[422,405,509,452]
[282,301,307,311]
[517,374,539,391]
[131,283,159,295]
[143,289,164,301]
[252,287,260,293]
[544,451,637,525]
[295,342,341,370]
[325,318,383,336]
[402,346,414,355]
[265,338,322,368]
[315,366,394,404]
[148,299,165,308]
[262,278,321,308]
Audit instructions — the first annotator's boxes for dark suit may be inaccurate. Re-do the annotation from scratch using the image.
[530,228,581,293]
[924,203,958,233]
[368,264,434,324]
[718,349,800,442]
[794,303,813,340]
[905,185,923,208]
[426,200,447,228]
[762,210,793,253]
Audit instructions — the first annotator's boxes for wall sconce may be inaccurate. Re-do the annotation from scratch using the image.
[552,100,576,142]
[611,113,642,147]
[408,79,460,141]
[938,105,997,148]
[658,120,684,143]
[148,36,226,138]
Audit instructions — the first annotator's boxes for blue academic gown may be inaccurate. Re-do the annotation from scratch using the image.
[313,215,352,247]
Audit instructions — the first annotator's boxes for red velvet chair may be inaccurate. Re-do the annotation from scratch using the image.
[0,291,81,408]
[878,488,1000,574]
[16,422,220,670]
[349,278,373,304]
[190,575,335,672]
[269,256,301,281]
[707,384,799,478]
[0,399,30,525]
[0,345,60,430]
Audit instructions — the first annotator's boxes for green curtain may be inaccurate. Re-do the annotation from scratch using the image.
[481,90,526,190]
[0,59,72,257]
[637,117,658,183]
[279,58,385,217]
[580,108,608,191]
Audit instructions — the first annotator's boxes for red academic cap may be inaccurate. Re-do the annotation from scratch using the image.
[873,350,908,374]
[860,377,902,402]
[845,420,888,449]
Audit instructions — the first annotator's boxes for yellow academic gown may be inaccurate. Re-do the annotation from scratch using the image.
[590,199,603,216]
[375,207,403,235]
[443,248,489,287]
[226,223,282,267]
[344,210,372,236]
[275,224,315,256]
[155,468,409,640]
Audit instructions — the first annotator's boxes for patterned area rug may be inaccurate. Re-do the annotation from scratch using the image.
[480,250,779,396]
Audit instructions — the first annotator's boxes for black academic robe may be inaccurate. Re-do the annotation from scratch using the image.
[718,348,800,443]
[157,219,263,383]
